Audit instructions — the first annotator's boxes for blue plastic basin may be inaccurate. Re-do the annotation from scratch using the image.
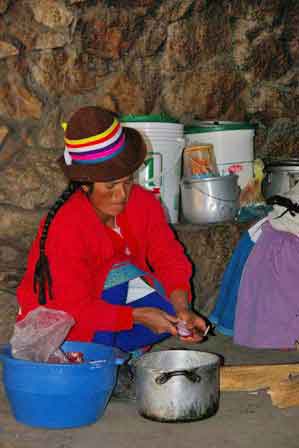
[0,341,124,429]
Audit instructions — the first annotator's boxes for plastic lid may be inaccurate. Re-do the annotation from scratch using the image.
[120,114,180,124]
[184,121,256,134]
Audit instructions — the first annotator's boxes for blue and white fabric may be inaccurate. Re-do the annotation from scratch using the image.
[93,262,176,352]
[208,218,267,336]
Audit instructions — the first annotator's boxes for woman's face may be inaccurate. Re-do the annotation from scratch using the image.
[84,175,134,223]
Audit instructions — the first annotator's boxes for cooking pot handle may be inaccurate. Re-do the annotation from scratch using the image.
[155,369,201,385]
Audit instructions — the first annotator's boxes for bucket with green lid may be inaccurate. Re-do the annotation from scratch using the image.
[184,121,256,188]
[121,114,184,137]
[121,114,185,223]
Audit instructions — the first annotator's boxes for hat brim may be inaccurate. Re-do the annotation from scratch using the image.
[57,127,147,182]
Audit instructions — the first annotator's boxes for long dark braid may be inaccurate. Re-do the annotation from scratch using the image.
[33,181,83,305]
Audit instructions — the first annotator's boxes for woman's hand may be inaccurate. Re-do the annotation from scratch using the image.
[170,289,208,343]
[132,307,179,336]
[176,309,208,343]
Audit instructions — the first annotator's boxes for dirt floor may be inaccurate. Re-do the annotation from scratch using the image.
[1,333,299,448]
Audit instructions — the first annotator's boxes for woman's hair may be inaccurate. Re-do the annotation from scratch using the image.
[33,181,93,305]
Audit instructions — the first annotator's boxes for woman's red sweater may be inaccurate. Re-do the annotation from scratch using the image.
[17,185,192,341]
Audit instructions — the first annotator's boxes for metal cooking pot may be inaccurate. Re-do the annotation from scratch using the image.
[180,174,240,224]
[134,350,220,423]
[262,159,299,199]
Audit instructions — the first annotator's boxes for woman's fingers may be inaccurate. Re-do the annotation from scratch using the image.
[132,307,209,339]
[175,310,210,343]
[167,322,179,336]
[177,310,207,332]
[179,331,204,343]
[163,312,181,336]
[154,311,177,336]
[193,316,208,333]
[133,307,178,335]
[163,312,179,324]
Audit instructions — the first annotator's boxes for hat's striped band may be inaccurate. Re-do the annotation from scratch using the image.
[66,125,122,154]
[63,118,127,166]
[65,121,121,149]
[70,133,125,162]
[69,141,125,165]
[64,118,119,146]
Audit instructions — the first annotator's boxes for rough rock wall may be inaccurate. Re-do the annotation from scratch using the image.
[0,0,298,340]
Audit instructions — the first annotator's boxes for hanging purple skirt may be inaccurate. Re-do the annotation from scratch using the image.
[234,222,299,349]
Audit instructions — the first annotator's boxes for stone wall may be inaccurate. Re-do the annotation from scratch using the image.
[0,0,298,341]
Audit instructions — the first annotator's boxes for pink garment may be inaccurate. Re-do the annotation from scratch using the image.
[234,222,299,349]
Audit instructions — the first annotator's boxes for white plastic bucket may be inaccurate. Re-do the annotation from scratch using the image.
[122,123,183,133]
[184,121,255,188]
[137,136,185,223]
[122,115,184,223]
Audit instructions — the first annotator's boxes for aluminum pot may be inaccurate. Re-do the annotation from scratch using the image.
[180,174,240,224]
[134,350,220,423]
[262,159,299,199]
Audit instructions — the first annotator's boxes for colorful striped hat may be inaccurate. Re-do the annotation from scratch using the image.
[58,106,147,182]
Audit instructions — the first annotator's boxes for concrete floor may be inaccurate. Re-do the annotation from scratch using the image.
[1,333,299,448]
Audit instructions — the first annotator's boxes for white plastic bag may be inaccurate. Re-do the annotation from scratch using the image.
[10,306,75,362]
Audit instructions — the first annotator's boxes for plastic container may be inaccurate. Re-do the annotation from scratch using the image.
[184,121,256,188]
[0,341,126,429]
[183,144,218,178]
[122,114,185,223]
[121,113,180,124]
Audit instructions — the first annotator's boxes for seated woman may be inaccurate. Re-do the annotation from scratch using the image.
[17,106,207,368]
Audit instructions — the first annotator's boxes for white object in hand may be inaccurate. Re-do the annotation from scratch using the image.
[176,320,192,337]
[203,325,211,337]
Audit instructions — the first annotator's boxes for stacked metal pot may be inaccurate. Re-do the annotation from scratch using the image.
[180,121,253,224]
[262,159,299,199]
